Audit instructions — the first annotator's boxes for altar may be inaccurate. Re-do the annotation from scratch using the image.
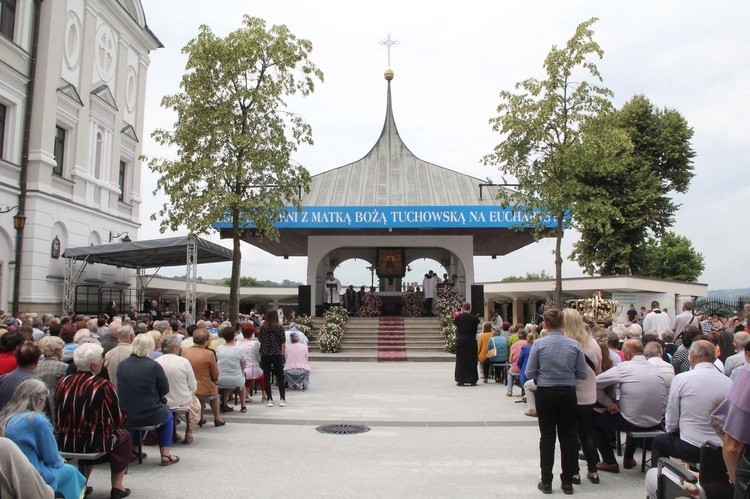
[360,291,423,317]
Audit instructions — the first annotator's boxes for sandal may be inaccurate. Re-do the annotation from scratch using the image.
[223,405,235,412]
[129,451,147,463]
[240,406,247,413]
[161,454,180,466]
[505,391,512,397]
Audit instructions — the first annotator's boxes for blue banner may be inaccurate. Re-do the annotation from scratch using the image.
[213,206,566,230]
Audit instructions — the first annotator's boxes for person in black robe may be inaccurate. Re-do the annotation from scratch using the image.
[454,302,480,386]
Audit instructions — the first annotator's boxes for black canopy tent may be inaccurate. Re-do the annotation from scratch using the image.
[62,236,233,324]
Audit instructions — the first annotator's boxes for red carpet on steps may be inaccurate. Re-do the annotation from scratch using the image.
[377,317,407,361]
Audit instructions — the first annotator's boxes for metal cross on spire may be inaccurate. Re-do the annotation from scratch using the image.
[379,32,399,67]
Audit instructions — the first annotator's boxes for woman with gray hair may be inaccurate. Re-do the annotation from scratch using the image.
[117,335,179,466]
[156,334,200,444]
[1,379,87,499]
[56,342,131,498]
[284,332,311,390]
[35,336,67,394]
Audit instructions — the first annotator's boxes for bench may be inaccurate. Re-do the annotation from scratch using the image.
[123,425,158,464]
[489,362,511,382]
[59,451,107,473]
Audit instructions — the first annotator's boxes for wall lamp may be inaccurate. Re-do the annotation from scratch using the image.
[110,231,132,243]
[1,206,25,230]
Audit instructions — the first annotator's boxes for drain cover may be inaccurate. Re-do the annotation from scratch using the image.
[316,424,371,435]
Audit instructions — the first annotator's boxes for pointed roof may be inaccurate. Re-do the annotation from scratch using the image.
[301,73,511,207]
[229,71,537,257]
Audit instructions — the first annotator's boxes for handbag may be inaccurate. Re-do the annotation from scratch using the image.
[486,338,498,359]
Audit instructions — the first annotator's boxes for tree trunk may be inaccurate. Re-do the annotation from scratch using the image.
[553,214,564,308]
[229,208,241,325]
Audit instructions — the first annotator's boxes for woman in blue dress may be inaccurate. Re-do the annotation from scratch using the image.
[0,378,86,499]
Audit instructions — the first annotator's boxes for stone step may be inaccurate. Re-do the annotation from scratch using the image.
[310,316,446,360]
[308,350,455,362]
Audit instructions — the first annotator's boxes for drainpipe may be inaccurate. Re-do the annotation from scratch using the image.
[12,0,43,315]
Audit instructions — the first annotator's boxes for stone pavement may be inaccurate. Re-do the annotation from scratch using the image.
[85,362,648,498]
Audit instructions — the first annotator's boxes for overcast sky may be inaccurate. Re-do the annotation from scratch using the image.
[137,0,750,290]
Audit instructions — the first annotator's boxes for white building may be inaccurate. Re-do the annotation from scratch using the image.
[0,0,160,314]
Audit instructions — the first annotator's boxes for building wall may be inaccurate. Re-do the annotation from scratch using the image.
[0,0,159,314]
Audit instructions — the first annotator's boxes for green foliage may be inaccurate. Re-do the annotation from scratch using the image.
[217,277,303,287]
[219,276,263,287]
[637,232,704,282]
[571,95,696,275]
[483,18,626,306]
[501,270,553,282]
[147,16,323,323]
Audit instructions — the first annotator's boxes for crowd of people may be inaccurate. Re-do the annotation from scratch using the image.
[0,305,312,499]
[454,300,750,498]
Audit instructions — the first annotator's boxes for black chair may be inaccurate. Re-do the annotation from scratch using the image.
[656,457,699,499]
[656,441,733,499]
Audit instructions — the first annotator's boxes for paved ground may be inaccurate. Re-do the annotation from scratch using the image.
[85,362,648,498]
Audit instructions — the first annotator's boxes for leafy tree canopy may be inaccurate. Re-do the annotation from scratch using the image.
[637,231,704,282]
[501,270,554,282]
[148,16,323,323]
[571,95,695,275]
[219,276,263,287]
[483,17,629,306]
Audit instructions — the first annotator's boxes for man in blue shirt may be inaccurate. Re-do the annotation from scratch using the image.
[526,308,587,495]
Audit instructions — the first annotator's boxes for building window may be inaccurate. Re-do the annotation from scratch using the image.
[94,131,102,179]
[118,160,126,201]
[53,126,65,175]
[0,0,15,40]
[0,103,6,159]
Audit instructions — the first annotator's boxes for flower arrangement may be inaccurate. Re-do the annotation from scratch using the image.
[294,315,315,341]
[437,284,460,353]
[317,331,341,352]
[358,293,383,317]
[317,306,348,353]
[401,292,423,317]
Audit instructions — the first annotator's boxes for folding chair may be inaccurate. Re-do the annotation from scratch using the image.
[284,371,307,391]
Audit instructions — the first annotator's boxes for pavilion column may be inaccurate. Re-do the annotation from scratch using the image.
[512,299,524,327]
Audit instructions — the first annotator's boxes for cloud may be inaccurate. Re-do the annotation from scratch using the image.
[139,0,750,289]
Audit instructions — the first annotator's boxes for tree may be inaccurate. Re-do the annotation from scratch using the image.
[149,16,323,324]
[219,276,264,287]
[571,95,695,275]
[501,270,553,282]
[637,231,704,282]
[483,18,628,307]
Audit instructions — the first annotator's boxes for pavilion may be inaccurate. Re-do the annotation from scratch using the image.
[215,70,550,315]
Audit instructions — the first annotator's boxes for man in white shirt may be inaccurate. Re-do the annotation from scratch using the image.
[422,271,438,316]
[592,340,666,473]
[322,272,342,309]
[650,340,732,467]
[642,301,672,335]
[672,301,696,338]
[644,340,675,414]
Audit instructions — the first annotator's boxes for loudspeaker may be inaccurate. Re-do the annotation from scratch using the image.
[298,285,311,317]
[470,285,484,316]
